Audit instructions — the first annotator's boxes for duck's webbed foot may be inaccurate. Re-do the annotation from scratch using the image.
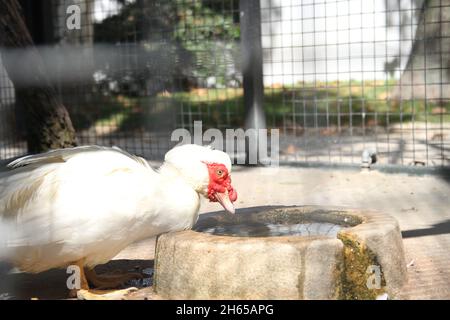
[75,287,138,300]
[67,260,140,300]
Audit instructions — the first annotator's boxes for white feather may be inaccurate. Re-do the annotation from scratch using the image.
[0,144,229,273]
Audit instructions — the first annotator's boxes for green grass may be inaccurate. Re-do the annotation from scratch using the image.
[68,81,450,134]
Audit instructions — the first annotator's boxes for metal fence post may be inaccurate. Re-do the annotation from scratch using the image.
[240,0,266,165]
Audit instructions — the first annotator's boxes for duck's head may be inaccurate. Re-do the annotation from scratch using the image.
[162,144,238,214]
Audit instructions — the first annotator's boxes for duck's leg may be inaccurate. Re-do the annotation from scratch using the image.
[69,259,138,300]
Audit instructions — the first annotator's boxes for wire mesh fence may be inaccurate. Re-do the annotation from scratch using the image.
[263,0,450,166]
[0,0,449,167]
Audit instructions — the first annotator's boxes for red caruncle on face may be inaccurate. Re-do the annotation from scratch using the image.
[204,162,237,203]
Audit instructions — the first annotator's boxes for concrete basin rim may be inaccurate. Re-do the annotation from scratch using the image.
[177,205,400,242]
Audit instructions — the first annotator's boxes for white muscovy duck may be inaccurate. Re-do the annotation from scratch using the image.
[0,144,237,299]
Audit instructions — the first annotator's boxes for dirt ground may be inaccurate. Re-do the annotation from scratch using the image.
[1,165,449,299]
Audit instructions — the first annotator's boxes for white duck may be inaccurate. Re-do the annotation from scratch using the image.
[0,144,237,299]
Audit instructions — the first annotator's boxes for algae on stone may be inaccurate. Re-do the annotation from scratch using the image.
[338,232,386,300]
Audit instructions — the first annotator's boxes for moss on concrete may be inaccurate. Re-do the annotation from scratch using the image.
[337,232,386,300]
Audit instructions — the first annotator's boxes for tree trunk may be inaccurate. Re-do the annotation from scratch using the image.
[0,0,77,153]
[391,0,450,100]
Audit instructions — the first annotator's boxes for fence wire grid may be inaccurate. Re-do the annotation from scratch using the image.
[0,0,449,167]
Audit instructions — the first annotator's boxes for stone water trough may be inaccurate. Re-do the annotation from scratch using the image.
[153,206,407,300]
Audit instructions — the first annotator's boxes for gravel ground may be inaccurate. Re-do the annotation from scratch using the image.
[1,165,449,299]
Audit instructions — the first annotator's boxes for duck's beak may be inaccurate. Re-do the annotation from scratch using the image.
[214,190,235,214]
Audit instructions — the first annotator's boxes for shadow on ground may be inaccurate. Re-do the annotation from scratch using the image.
[0,259,153,300]
[402,219,450,239]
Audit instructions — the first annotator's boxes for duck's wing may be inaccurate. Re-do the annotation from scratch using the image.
[7,145,150,170]
[0,146,157,272]
[0,145,153,220]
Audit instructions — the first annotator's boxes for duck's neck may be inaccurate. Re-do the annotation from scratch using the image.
[158,162,206,194]
[158,162,183,180]
[132,163,202,242]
